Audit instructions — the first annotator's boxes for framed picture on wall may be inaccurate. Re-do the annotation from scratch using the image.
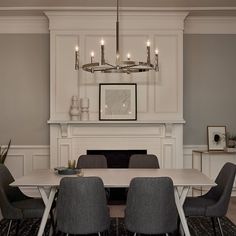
[99,83,137,121]
[207,126,227,151]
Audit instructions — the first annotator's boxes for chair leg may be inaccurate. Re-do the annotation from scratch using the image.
[50,210,56,235]
[217,217,224,236]
[7,220,13,236]
[211,217,217,236]
[15,220,20,236]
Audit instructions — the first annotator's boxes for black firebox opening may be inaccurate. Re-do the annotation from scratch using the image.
[87,149,147,168]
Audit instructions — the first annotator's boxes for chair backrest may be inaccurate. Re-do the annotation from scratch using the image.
[0,164,26,219]
[128,154,160,168]
[77,155,107,168]
[125,177,177,235]
[205,162,236,216]
[56,176,110,235]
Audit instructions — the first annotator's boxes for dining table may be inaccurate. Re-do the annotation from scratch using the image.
[11,168,216,236]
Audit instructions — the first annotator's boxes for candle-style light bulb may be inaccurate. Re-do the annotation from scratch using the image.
[127,53,131,61]
[91,51,94,63]
[155,48,159,71]
[147,40,151,65]
[75,46,79,70]
[116,53,120,66]
[100,39,105,65]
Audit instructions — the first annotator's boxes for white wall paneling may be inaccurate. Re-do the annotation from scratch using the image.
[162,142,175,169]
[4,145,50,177]
[3,146,50,198]
[46,10,187,168]
[58,138,72,167]
[46,11,187,121]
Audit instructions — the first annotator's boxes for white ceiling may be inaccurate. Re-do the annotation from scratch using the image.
[0,0,236,16]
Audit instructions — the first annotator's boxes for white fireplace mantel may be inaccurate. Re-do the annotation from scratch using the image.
[48,120,185,138]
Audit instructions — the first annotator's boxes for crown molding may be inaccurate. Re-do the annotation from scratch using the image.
[1,15,236,34]
[184,16,236,34]
[45,11,188,31]
[0,6,236,11]
[0,16,49,33]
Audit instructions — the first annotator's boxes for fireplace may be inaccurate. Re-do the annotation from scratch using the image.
[87,149,147,168]
[47,10,185,174]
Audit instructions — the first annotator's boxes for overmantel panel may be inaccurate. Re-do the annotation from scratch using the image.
[48,10,186,121]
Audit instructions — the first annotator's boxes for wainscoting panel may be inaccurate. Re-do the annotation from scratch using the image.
[4,146,50,178]
[3,146,50,199]
[4,154,25,179]
[2,145,235,198]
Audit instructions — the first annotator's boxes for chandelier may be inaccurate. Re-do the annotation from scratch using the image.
[75,0,159,74]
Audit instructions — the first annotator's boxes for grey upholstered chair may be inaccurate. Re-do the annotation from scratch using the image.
[125,177,178,235]
[0,164,55,236]
[77,154,107,168]
[77,154,110,200]
[184,162,236,236]
[56,176,110,235]
[128,154,160,168]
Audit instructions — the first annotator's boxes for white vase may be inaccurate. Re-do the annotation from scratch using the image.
[70,96,80,120]
[80,97,89,121]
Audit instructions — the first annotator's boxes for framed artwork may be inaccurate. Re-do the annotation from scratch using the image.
[99,83,137,121]
[207,126,227,151]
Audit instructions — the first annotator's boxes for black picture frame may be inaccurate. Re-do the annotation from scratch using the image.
[207,126,227,151]
[99,83,137,121]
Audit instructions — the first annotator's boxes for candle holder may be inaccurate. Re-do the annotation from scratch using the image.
[74,0,160,74]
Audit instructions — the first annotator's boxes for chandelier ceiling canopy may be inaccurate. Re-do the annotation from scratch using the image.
[75,0,159,74]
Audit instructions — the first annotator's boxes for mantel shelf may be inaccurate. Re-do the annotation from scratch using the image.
[48,119,186,125]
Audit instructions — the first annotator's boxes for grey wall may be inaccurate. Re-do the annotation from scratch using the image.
[0,33,236,146]
[183,34,236,145]
[0,34,50,145]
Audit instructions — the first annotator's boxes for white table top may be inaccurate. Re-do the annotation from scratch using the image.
[11,168,216,188]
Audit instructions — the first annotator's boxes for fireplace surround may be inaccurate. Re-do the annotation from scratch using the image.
[46,10,187,169]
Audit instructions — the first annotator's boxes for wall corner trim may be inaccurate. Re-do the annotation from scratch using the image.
[184,16,236,34]
[0,16,49,34]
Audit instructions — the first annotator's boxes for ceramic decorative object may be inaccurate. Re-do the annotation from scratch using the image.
[80,97,89,121]
[70,96,80,120]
